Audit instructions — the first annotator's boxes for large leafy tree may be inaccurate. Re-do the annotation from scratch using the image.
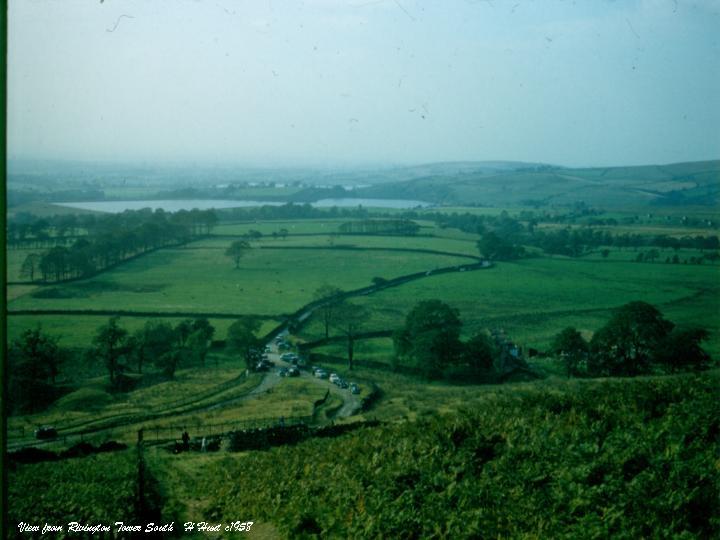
[394,300,463,379]
[477,231,525,261]
[227,317,263,370]
[131,321,175,374]
[188,318,216,366]
[90,317,133,387]
[7,327,68,413]
[331,300,368,370]
[589,301,673,376]
[313,284,343,339]
[551,327,589,377]
[654,327,711,373]
[463,332,497,375]
[225,239,251,269]
[9,327,65,384]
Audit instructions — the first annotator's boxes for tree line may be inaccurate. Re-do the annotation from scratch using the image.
[7,314,273,413]
[410,210,719,261]
[7,207,218,249]
[338,219,420,235]
[16,209,218,282]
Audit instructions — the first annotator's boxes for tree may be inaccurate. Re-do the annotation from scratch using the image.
[7,327,68,413]
[91,317,132,388]
[394,300,463,379]
[654,327,711,373]
[131,321,175,374]
[227,317,263,370]
[589,302,673,376]
[313,285,343,339]
[225,240,251,269]
[188,318,215,366]
[477,231,524,261]
[9,327,64,384]
[551,327,588,377]
[20,253,42,281]
[462,332,497,375]
[245,229,263,241]
[332,300,368,370]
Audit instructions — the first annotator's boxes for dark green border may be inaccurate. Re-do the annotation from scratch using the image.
[1,0,7,537]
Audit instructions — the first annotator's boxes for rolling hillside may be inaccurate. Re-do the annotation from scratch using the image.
[354,160,720,208]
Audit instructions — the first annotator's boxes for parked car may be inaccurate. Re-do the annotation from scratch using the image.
[329,373,340,383]
[35,426,58,440]
[287,367,300,377]
[278,367,288,377]
[314,369,329,379]
[281,352,298,362]
[339,380,349,389]
[350,383,360,394]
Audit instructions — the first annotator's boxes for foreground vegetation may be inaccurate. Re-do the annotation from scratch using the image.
[155,374,719,538]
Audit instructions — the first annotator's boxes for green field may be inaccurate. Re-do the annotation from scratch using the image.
[8,242,470,316]
[194,233,480,256]
[300,257,720,357]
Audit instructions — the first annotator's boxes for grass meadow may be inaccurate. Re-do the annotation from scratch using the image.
[7,242,469,315]
[301,256,720,357]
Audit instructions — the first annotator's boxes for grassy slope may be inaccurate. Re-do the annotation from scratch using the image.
[7,243,469,315]
[302,257,720,357]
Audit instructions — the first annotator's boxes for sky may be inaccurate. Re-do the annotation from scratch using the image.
[7,0,720,168]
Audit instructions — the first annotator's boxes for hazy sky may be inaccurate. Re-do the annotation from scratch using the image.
[7,0,720,167]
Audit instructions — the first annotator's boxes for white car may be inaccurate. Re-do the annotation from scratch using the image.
[314,369,329,379]
[329,373,341,383]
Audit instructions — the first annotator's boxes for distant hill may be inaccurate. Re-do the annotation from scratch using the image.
[353,160,720,208]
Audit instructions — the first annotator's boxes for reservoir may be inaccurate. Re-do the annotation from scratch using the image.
[53,198,430,213]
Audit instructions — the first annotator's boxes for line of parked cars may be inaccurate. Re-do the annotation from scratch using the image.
[311,368,360,394]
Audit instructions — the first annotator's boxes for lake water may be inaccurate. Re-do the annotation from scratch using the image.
[53,198,429,213]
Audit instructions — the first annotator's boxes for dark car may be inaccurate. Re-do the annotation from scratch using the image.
[287,367,300,377]
[35,426,58,440]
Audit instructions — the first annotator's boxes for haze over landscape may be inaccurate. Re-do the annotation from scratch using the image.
[8,0,720,167]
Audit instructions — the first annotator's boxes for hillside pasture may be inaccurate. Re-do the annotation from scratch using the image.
[8,243,471,316]
[303,257,720,357]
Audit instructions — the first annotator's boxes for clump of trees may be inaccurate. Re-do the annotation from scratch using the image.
[89,316,217,389]
[393,300,499,381]
[551,301,711,377]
